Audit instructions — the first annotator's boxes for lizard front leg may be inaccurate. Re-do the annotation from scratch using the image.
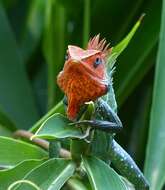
[96,99,149,189]
[74,119,122,133]
[76,98,122,133]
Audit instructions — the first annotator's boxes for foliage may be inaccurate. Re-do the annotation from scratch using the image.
[144,1,165,190]
[0,0,164,189]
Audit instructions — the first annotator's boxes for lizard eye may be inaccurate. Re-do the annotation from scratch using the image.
[93,57,102,68]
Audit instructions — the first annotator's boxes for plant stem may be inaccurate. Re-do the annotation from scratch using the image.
[13,130,71,158]
[83,0,90,48]
[44,0,65,109]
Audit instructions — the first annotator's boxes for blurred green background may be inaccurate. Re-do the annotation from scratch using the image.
[0,0,165,189]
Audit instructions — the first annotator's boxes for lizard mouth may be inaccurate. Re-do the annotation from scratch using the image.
[66,59,108,85]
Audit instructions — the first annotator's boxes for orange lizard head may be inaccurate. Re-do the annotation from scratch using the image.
[57,35,111,120]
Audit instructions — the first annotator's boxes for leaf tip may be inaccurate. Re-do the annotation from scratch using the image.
[139,13,146,23]
[30,135,36,141]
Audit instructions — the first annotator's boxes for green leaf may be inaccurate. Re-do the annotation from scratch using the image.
[115,0,161,106]
[121,177,135,190]
[129,85,152,164]
[0,125,13,137]
[0,136,47,168]
[83,0,90,48]
[67,178,89,190]
[82,156,127,190]
[20,0,46,62]
[0,159,45,190]
[111,14,144,59]
[0,106,16,131]
[0,106,17,136]
[144,1,165,190]
[43,0,66,108]
[32,113,88,140]
[30,100,65,133]
[0,5,39,129]
[16,158,76,190]
[106,14,143,74]
[105,16,143,110]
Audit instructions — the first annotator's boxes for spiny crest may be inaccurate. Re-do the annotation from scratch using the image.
[87,34,110,54]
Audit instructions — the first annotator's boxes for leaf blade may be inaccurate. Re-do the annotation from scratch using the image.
[30,101,65,133]
[0,106,17,137]
[0,5,39,129]
[20,0,46,62]
[16,158,76,190]
[144,1,165,189]
[0,136,47,168]
[0,159,45,190]
[82,156,127,190]
[32,113,88,140]
[111,14,144,58]
[115,0,161,106]
[67,178,89,190]
[43,0,66,108]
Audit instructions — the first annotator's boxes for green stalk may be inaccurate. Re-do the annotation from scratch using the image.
[83,0,90,48]
[43,0,65,109]
[144,0,165,189]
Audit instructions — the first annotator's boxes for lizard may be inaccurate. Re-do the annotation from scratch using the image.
[57,35,149,190]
